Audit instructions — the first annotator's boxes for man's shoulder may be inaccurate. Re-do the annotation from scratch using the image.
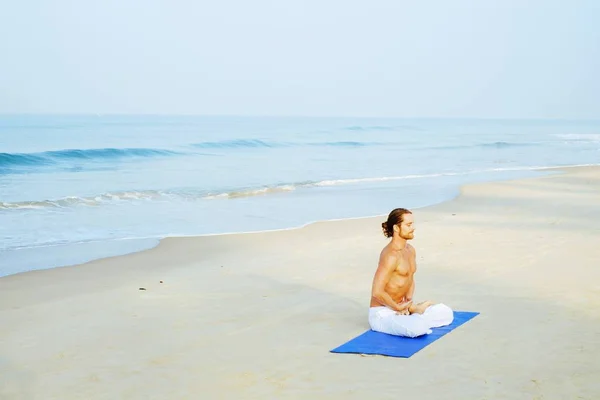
[379,246,400,263]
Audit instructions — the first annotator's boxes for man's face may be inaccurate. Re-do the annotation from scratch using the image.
[397,213,415,240]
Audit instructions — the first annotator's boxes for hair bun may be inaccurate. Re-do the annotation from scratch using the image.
[381,221,390,237]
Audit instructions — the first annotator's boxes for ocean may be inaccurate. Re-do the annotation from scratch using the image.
[1,115,599,277]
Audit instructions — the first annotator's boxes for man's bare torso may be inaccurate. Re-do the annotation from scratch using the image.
[370,243,416,307]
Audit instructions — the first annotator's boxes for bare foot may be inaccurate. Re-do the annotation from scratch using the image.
[412,300,434,314]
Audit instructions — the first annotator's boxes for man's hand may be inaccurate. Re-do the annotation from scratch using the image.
[395,300,413,315]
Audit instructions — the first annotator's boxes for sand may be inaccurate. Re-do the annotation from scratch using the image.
[1,166,599,400]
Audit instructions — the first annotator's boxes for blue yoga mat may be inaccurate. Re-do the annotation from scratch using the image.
[330,311,479,358]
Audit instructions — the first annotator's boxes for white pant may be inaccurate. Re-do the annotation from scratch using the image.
[368,304,454,338]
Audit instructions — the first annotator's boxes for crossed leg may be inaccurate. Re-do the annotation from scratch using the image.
[368,303,454,338]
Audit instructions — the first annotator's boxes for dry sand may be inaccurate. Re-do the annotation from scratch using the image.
[1,166,599,399]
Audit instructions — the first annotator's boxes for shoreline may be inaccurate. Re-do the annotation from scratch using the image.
[1,164,599,399]
[0,164,592,296]
[1,162,593,280]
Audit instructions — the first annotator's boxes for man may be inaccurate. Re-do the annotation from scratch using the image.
[369,208,454,337]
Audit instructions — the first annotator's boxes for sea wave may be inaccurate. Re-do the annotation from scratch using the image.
[345,125,394,131]
[191,139,281,148]
[478,141,537,148]
[317,141,375,147]
[554,133,600,142]
[0,140,383,174]
[190,139,381,149]
[430,141,541,151]
[0,147,183,169]
[343,124,424,131]
[4,165,587,210]
[0,191,166,209]
[2,139,542,172]
[204,185,298,199]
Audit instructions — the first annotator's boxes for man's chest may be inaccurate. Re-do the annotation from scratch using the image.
[394,253,415,275]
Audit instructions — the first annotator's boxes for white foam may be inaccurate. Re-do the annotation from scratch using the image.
[554,133,600,142]
[3,163,599,210]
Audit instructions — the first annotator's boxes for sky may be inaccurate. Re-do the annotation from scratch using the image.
[0,0,599,119]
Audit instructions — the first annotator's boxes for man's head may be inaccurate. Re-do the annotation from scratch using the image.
[381,208,414,240]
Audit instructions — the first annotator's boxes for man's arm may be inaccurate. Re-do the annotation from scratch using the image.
[406,280,415,302]
[371,252,411,313]
[406,245,416,301]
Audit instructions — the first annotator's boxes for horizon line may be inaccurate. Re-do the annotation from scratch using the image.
[1,112,599,122]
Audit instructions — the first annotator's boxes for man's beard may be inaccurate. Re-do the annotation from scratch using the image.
[401,232,414,240]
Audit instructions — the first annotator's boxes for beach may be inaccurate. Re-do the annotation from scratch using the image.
[1,165,599,399]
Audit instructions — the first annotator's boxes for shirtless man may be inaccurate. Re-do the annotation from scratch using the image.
[369,208,454,338]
